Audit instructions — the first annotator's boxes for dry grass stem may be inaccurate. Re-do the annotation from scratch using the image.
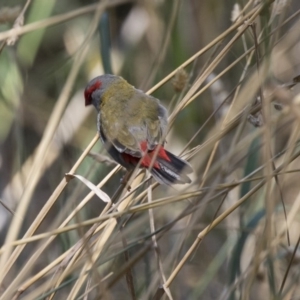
[1,0,300,299]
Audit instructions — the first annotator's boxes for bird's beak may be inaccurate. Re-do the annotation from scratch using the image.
[85,98,91,106]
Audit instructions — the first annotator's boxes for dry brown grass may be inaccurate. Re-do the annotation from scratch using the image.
[1,0,300,299]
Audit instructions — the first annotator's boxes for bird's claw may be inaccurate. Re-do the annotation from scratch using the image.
[120,173,131,192]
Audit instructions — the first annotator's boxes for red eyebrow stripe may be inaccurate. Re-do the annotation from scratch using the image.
[84,80,102,101]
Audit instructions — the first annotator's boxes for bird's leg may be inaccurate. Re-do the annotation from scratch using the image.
[120,170,133,192]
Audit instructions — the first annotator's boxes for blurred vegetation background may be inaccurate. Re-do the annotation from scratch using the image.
[0,0,300,299]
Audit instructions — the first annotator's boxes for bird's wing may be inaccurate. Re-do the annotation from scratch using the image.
[144,100,168,150]
[100,92,168,157]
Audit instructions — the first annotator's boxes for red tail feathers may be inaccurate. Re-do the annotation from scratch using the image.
[122,144,192,185]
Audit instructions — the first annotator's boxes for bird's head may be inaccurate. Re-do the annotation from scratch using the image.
[84,74,121,110]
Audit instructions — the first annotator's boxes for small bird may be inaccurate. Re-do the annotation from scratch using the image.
[84,74,192,185]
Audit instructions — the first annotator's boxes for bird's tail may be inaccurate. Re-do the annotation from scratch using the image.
[150,150,193,185]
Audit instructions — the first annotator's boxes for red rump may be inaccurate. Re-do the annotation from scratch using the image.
[122,142,171,169]
[85,80,102,106]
